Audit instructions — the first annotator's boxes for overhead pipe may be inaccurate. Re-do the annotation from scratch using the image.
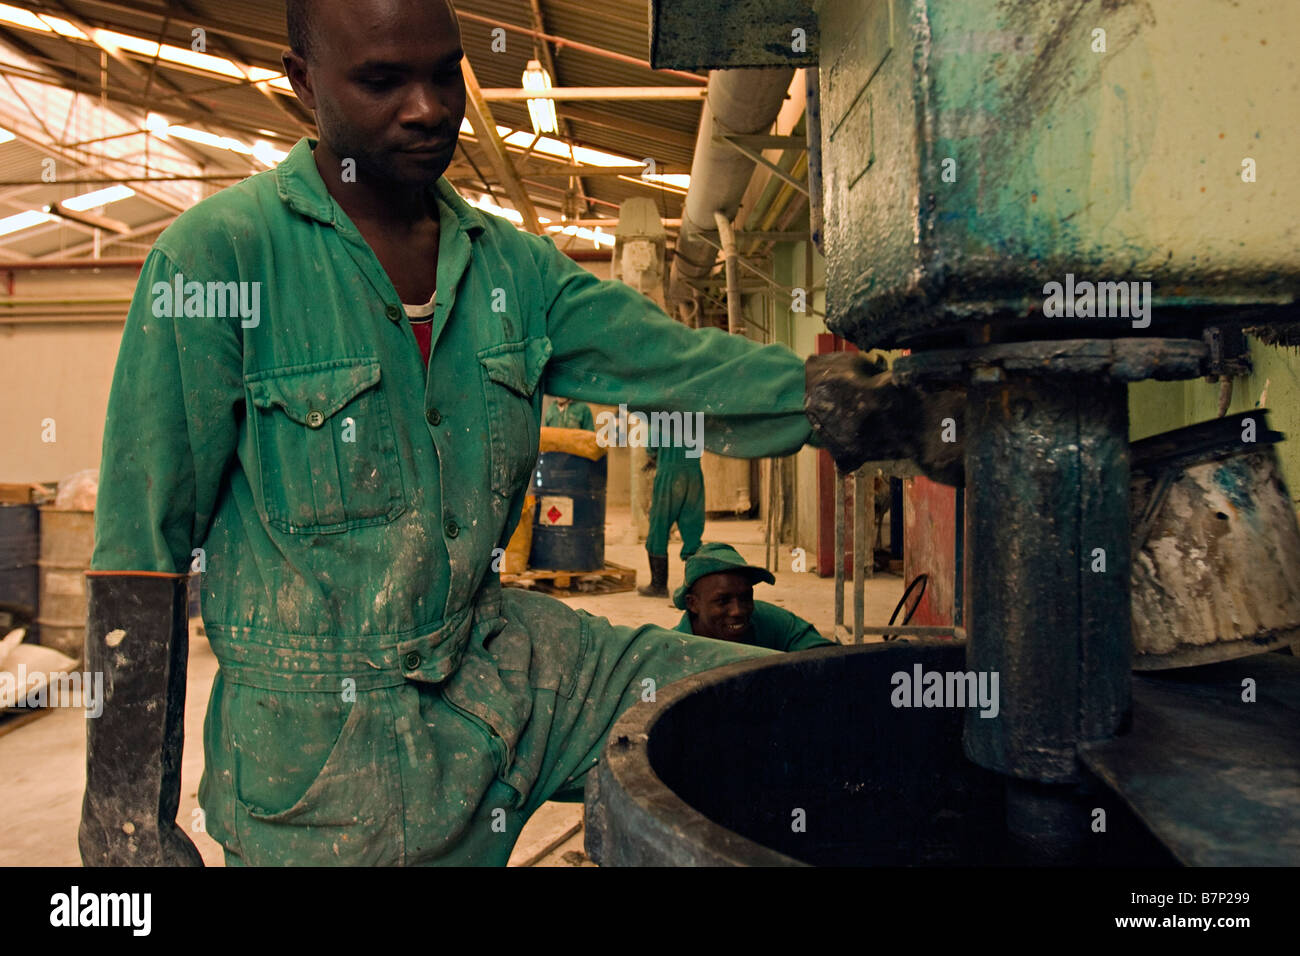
[713,210,742,334]
[670,67,795,320]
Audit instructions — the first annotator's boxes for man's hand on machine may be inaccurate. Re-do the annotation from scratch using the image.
[804,352,966,487]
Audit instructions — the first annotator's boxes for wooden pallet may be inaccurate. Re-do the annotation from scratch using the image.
[502,561,636,596]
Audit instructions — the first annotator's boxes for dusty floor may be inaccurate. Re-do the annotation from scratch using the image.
[0,509,904,867]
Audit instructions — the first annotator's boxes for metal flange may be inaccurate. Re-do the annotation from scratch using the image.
[892,338,1208,387]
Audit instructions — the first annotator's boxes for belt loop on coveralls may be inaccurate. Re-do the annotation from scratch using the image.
[208,602,481,692]
[395,602,477,683]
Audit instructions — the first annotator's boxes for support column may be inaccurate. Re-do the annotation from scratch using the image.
[962,373,1132,857]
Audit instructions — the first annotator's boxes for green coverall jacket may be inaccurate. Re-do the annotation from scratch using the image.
[90,138,812,865]
[542,399,594,430]
[674,601,835,652]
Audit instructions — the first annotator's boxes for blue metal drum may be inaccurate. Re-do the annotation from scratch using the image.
[529,452,607,572]
[0,502,40,622]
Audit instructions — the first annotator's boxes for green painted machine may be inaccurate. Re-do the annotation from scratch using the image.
[587,0,1300,866]
[814,0,1299,349]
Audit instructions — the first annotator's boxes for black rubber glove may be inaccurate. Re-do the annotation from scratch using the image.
[804,352,966,487]
[80,572,204,866]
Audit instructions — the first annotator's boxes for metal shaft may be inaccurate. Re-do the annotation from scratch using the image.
[963,373,1132,785]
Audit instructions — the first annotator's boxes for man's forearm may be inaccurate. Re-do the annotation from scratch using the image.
[538,235,810,459]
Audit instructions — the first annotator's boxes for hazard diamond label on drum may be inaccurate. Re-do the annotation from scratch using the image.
[538,495,574,526]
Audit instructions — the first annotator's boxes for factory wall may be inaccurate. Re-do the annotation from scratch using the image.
[767,240,828,567]
[586,402,629,511]
[0,267,133,484]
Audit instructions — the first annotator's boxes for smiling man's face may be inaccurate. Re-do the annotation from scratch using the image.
[284,0,466,189]
[686,571,756,643]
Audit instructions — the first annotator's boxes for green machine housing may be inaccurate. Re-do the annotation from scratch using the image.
[811,0,1299,348]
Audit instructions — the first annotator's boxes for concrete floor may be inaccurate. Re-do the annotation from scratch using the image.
[0,509,904,866]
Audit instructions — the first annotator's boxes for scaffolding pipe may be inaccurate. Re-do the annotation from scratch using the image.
[759,460,769,572]
[834,470,845,640]
[866,472,876,582]
[853,466,867,645]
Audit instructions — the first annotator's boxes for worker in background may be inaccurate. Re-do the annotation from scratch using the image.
[673,543,834,652]
[543,395,594,430]
[79,0,961,868]
[637,442,705,598]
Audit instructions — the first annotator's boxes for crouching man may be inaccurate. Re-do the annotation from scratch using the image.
[674,543,834,652]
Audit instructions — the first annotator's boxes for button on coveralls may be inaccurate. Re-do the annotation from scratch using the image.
[91,139,812,865]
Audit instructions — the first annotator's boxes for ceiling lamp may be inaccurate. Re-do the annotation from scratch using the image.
[61,185,135,211]
[522,59,558,136]
[0,209,54,237]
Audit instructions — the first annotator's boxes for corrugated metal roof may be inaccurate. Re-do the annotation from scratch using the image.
[0,0,724,258]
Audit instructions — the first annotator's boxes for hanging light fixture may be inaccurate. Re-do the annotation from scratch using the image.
[522,59,558,135]
[562,178,582,221]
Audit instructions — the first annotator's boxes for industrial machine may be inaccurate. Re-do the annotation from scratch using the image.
[587,0,1300,865]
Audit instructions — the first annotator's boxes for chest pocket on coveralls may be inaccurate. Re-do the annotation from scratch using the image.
[477,337,552,498]
[246,358,405,534]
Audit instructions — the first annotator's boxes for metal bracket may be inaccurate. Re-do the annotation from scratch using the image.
[714,134,810,197]
[1202,325,1252,382]
[692,232,782,290]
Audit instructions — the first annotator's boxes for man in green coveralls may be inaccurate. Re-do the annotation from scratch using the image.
[673,543,834,652]
[79,0,953,867]
[542,396,594,430]
[80,0,807,868]
[636,444,706,598]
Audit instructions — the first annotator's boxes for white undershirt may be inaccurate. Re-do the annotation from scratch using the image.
[404,290,436,319]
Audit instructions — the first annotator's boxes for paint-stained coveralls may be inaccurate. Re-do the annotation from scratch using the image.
[85,138,813,866]
[542,397,594,430]
[646,444,706,560]
[669,544,833,652]
[674,603,832,653]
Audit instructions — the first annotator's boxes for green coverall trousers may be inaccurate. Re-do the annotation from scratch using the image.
[646,450,706,561]
[213,586,772,866]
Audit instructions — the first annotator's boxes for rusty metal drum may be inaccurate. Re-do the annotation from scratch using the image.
[1130,410,1300,669]
[35,507,95,663]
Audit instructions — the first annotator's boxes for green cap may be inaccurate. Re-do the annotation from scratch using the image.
[672,542,776,610]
